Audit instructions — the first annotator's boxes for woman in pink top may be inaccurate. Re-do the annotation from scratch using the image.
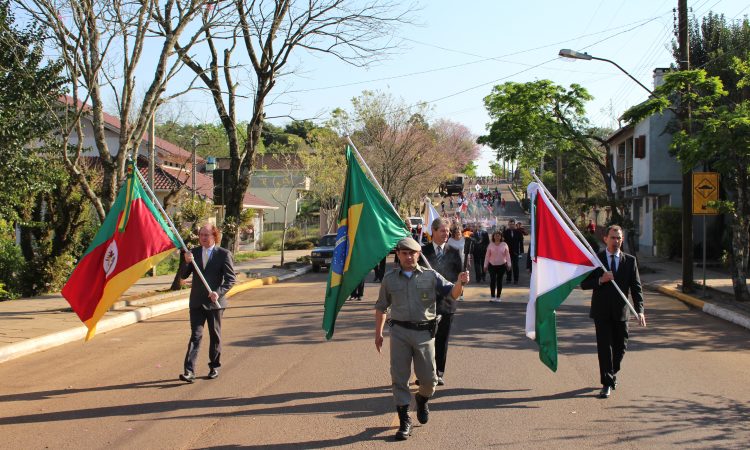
[484,231,511,302]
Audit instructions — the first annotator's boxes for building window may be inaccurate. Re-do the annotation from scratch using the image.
[635,135,646,158]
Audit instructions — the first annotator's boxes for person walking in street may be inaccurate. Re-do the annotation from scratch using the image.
[421,218,462,386]
[472,226,490,283]
[373,257,386,282]
[447,223,466,266]
[349,279,365,301]
[580,225,646,399]
[179,224,236,383]
[375,237,469,440]
[503,219,525,285]
[484,231,511,302]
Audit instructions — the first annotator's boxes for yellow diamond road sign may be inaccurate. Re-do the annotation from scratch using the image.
[692,172,719,215]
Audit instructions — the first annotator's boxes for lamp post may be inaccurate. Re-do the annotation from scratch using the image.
[558,49,654,97]
[559,47,696,293]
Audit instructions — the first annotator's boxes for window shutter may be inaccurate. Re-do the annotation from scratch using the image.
[635,135,646,158]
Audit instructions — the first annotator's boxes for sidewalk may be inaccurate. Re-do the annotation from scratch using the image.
[0,249,312,364]
[637,255,750,331]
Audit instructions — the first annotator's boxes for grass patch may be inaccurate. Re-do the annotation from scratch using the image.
[235,250,276,262]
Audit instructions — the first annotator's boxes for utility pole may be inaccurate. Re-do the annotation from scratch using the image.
[148,113,156,277]
[678,0,694,292]
[191,134,198,199]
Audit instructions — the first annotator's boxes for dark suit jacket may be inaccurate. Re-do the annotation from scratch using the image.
[580,250,644,321]
[421,243,462,314]
[181,246,237,310]
[503,229,524,256]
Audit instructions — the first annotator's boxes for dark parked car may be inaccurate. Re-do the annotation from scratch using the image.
[311,233,337,272]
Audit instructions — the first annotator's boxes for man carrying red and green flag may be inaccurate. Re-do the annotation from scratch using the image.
[62,160,180,340]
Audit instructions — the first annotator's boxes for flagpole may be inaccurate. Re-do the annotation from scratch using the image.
[530,170,639,317]
[345,136,434,271]
[132,161,214,295]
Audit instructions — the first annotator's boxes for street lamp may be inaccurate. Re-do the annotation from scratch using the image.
[558,49,654,96]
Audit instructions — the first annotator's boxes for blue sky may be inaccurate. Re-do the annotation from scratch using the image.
[167,0,749,174]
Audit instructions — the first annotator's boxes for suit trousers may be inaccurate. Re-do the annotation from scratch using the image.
[473,251,486,281]
[506,254,520,282]
[389,324,437,406]
[184,307,224,374]
[434,313,455,376]
[594,318,629,387]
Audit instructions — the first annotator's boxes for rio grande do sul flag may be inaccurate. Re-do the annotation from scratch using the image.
[322,146,408,340]
[62,160,180,340]
[525,182,599,371]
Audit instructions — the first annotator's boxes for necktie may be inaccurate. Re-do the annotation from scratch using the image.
[203,249,209,269]
[436,246,443,262]
[610,254,616,273]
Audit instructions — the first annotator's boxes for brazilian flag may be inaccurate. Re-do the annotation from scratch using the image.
[322,146,408,339]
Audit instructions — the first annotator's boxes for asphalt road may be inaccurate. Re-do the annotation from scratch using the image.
[1,269,749,449]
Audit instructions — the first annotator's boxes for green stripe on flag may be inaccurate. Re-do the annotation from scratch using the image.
[535,272,591,372]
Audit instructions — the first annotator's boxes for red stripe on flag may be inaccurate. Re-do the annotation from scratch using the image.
[535,193,594,267]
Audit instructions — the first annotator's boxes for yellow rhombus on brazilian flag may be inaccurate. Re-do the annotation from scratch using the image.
[322,146,408,339]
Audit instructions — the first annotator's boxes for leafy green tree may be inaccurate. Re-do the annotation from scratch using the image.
[0,0,65,224]
[623,65,748,301]
[155,122,233,158]
[462,161,477,177]
[479,80,621,221]
[299,128,347,234]
[0,2,94,297]
[488,162,503,178]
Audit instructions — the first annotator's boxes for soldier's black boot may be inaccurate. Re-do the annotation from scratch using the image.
[395,405,412,440]
[415,393,430,424]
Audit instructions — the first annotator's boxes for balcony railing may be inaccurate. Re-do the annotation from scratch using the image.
[616,167,633,188]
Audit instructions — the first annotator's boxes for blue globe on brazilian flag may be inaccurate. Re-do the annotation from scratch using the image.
[322,146,408,339]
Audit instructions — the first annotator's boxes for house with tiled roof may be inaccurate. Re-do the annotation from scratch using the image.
[62,96,277,248]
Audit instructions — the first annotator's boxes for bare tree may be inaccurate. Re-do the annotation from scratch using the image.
[170,0,415,249]
[17,0,212,220]
[334,91,479,214]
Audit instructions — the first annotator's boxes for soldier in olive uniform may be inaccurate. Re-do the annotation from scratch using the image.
[375,237,469,441]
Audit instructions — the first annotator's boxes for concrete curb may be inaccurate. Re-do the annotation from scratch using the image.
[648,284,750,331]
[0,265,313,365]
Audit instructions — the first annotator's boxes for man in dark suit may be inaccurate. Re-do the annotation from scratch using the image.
[421,217,462,386]
[503,219,525,284]
[179,223,236,383]
[472,226,490,283]
[580,225,646,399]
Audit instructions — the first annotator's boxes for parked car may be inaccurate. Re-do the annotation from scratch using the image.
[311,233,337,272]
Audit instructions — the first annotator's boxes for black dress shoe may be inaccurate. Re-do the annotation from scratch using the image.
[208,368,219,379]
[179,372,195,383]
[598,386,612,399]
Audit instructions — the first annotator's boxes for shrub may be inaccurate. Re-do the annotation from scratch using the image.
[0,235,25,300]
[285,227,301,240]
[284,239,314,250]
[258,230,282,251]
[654,206,681,259]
